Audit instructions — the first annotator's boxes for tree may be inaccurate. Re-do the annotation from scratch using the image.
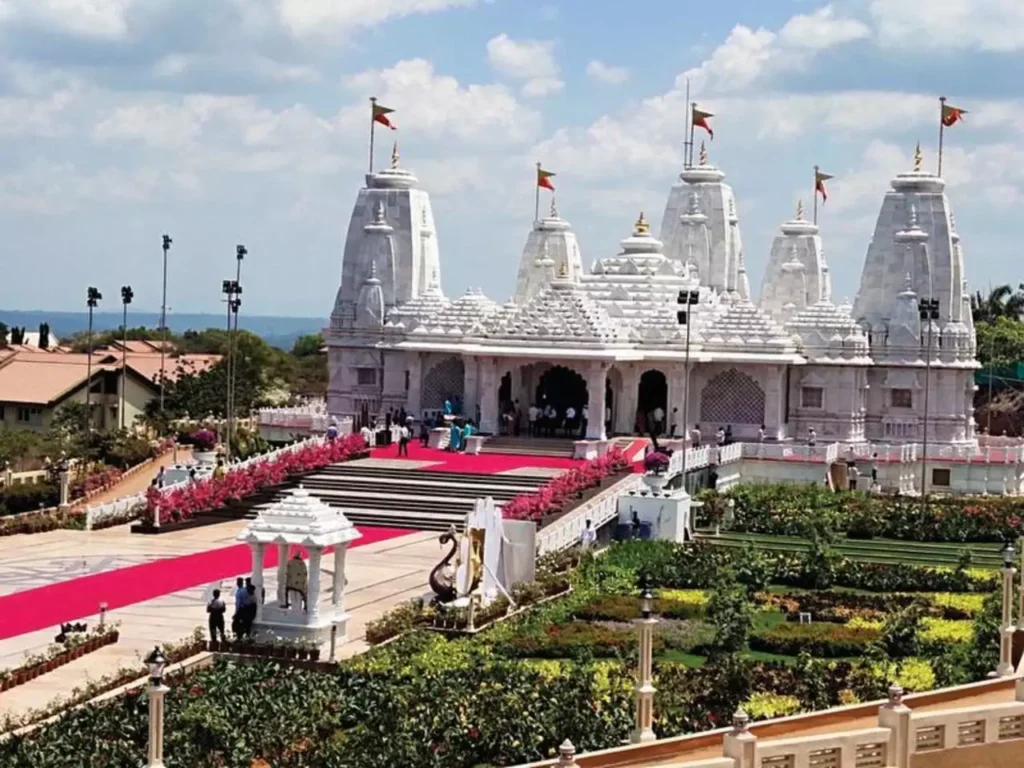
[0,427,41,470]
[971,284,1024,324]
[706,570,753,654]
[0,322,8,347]
[291,333,324,359]
[975,317,1024,370]
[38,322,50,350]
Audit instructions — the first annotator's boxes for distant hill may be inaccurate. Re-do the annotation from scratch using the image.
[0,310,327,350]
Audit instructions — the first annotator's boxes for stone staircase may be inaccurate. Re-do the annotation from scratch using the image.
[481,436,578,457]
[238,464,555,531]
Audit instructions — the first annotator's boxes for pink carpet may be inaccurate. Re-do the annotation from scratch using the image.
[371,442,583,472]
[0,526,411,641]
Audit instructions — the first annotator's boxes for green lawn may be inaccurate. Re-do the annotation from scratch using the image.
[699,532,1004,568]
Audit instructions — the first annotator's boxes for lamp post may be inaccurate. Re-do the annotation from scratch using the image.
[918,297,939,512]
[228,244,246,458]
[677,285,700,487]
[631,574,658,744]
[145,646,169,767]
[996,542,1017,677]
[85,287,102,431]
[221,278,241,459]
[120,286,134,430]
[159,235,172,415]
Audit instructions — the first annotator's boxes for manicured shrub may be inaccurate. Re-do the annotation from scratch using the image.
[741,691,801,720]
[750,623,879,658]
[920,618,973,644]
[500,621,660,659]
[0,482,59,516]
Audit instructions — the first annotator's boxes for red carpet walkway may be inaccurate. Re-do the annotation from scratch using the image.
[0,526,410,641]
[369,442,583,472]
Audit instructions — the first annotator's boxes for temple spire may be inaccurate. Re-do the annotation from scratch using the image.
[796,199,805,221]
[550,196,559,218]
[635,211,649,235]
[912,142,923,173]
[390,140,400,169]
[699,141,708,166]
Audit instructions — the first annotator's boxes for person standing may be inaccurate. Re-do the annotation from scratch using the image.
[397,423,410,456]
[207,588,227,645]
[580,404,589,438]
[528,404,539,437]
[758,424,766,442]
[232,577,246,637]
[808,427,817,447]
[652,405,665,436]
[670,408,679,438]
[156,465,166,488]
[326,419,339,442]
[580,519,597,551]
[691,424,702,448]
[565,405,576,437]
[419,418,430,447]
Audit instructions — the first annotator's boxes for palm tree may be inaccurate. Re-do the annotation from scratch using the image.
[971,284,1024,323]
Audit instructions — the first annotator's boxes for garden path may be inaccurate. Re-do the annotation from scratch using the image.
[0,521,439,720]
[71,446,193,509]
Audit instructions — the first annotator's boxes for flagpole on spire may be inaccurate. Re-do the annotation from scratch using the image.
[683,79,691,169]
[535,162,541,224]
[937,96,946,177]
[813,165,820,226]
[688,101,697,168]
[369,97,377,174]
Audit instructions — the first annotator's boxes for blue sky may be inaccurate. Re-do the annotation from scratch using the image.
[0,0,1022,317]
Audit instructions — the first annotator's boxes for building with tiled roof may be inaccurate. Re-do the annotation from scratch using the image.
[0,343,221,432]
[325,142,979,472]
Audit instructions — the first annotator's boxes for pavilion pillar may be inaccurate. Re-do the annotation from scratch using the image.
[332,545,348,611]
[251,543,265,621]
[617,366,640,434]
[765,366,787,440]
[406,353,423,418]
[276,543,288,606]
[463,356,479,421]
[585,364,608,440]
[479,359,499,434]
[308,548,323,619]
[668,368,686,438]
[511,364,527,410]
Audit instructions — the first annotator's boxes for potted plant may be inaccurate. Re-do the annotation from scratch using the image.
[190,429,219,465]
[309,644,321,662]
[642,451,671,492]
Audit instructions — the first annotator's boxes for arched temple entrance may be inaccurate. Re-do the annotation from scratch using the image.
[422,357,465,413]
[536,365,588,415]
[637,370,668,434]
[699,368,765,428]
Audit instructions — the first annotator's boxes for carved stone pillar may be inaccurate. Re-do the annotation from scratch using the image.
[617,366,640,434]
[479,359,499,434]
[251,543,265,621]
[463,356,480,421]
[668,368,686,437]
[332,545,347,610]
[586,363,608,440]
[276,543,288,606]
[308,548,323,620]
[406,353,423,418]
[764,366,786,440]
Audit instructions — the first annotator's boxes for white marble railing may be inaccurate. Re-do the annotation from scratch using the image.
[536,474,642,555]
[754,726,893,768]
[359,425,402,447]
[257,402,346,435]
[909,699,1024,756]
[741,442,839,463]
[978,434,1024,448]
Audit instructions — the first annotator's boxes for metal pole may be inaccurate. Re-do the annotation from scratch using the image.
[369,97,377,175]
[534,161,541,223]
[159,235,171,415]
[682,301,692,481]
[86,297,94,432]
[937,96,946,177]
[224,283,233,451]
[683,79,691,169]
[920,305,934,514]
[986,282,995,434]
[688,102,697,167]
[813,165,819,225]
[121,299,128,430]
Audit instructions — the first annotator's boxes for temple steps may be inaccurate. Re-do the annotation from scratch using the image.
[480,436,578,457]
[237,464,553,532]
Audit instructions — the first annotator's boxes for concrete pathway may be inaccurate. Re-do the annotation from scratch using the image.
[0,520,438,721]
[70,447,193,509]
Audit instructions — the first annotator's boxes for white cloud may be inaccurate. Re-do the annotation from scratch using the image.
[870,0,1024,53]
[276,0,478,38]
[0,0,135,39]
[586,60,629,85]
[778,5,871,50]
[486,33,564,97]
[342,58,541,142]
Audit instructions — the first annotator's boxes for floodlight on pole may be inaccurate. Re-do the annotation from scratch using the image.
[918,297,939,515]
[677,286,700,487]
[159,235,172,415]
[120,286,134,430]
[86,287,102,432]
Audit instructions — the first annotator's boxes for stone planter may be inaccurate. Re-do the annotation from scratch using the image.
[193,450,217,465]
[641,472,668,493]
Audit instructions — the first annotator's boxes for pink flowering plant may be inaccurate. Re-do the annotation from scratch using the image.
[502,448,629,523]
[190,429,218,452]
[643,452,671,475]
[145,434,368,525]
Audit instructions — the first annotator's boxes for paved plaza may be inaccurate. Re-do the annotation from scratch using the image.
[0,519,440,720]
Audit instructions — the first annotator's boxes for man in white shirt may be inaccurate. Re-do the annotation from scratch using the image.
[528,404,539,437]
[580,404,589,438]
[691,424,701,448]
[758,424,766,442]
[670,407,679,437]
[580,519,597,551]
[652,406,665,435]
[808,427,817,446]
[565,405,576,437]
[397,424,410,456]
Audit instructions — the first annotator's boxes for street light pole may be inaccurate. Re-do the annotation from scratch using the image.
[631,574,658,744]
[677,284,700,487]
[120,286,134,431]
[86,287,102,432]
[996,542,1017,677]
[918,297,939,515]
[221,279,239,459]
[227,245,246,458]
[145,646,169,767]
[159,235,172,415]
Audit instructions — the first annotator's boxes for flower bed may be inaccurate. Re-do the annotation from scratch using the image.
[501,448,630,522]
[757,590,986,624]
[0,626,119,693]
[144,434,367,526]
[727,483,1024,542]
[749,622,880,658]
